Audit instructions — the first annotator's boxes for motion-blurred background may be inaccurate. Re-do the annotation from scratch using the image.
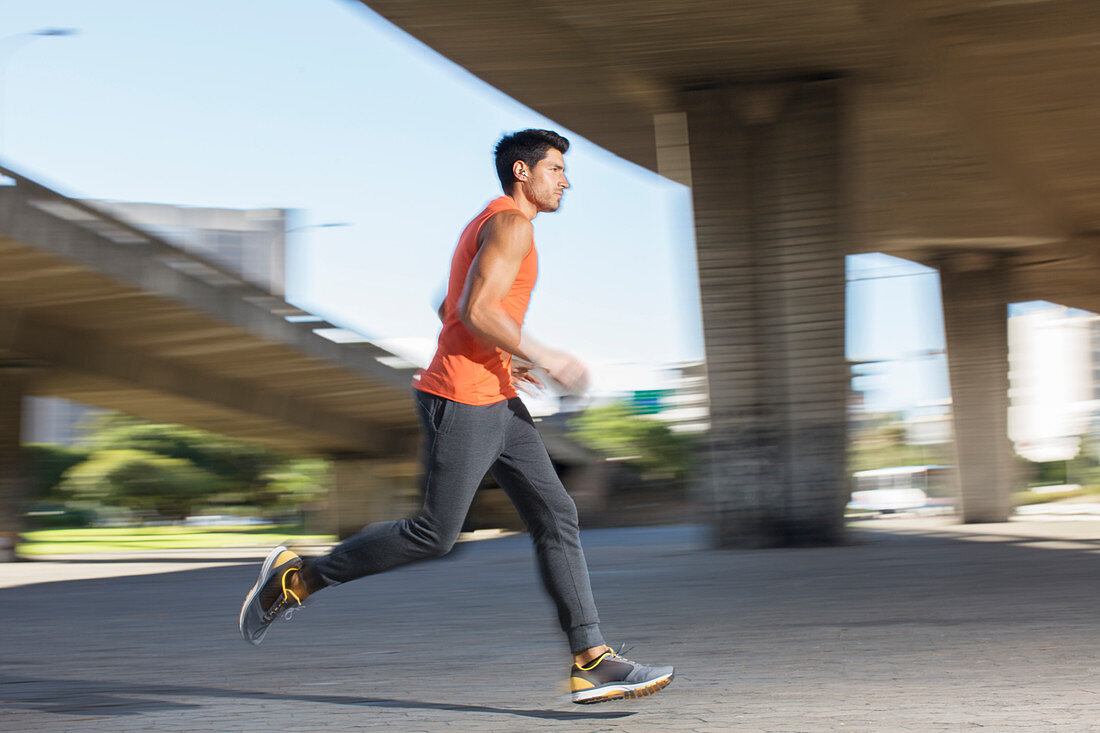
[3,0,1099,558]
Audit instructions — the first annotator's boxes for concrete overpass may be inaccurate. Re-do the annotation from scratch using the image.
[0,165,432,551]
[360,0,1100,545]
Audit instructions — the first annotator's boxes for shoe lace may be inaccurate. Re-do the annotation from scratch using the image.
[582,643,634,669]
[262,568,305,623]
[607,643,634,661]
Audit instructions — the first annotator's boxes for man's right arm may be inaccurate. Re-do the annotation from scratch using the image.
[457,212,589,392]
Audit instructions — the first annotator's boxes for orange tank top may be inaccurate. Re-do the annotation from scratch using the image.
[414,196,537,405]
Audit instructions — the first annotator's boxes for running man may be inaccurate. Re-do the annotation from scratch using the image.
[239,129,673,704]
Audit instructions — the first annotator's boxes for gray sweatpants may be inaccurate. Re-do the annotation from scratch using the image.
[309,389,605,653]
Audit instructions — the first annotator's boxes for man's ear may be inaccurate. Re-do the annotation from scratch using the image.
[512,160,528,182]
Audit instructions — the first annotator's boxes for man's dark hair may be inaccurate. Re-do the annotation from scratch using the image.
[494,129,570,192]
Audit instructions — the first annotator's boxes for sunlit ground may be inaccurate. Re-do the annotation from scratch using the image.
[14,525,521,557]
[16,526,334,556]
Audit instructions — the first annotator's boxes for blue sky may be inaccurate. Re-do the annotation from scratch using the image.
[3,0,960,412]
[846,254,950,413]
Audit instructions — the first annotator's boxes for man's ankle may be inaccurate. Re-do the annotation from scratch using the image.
[286,568,311,602]
[295,561,329,597]
[573,645,610,667]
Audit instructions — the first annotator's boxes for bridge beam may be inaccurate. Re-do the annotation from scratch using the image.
[0,306,408,456]
[682,79,849,548]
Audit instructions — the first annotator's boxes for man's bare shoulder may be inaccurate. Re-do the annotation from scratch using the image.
[479,210,533,253]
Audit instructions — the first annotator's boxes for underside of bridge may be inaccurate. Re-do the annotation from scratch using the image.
[362,0,1100,545]
[0,170,429,554]
[0,177,422,454]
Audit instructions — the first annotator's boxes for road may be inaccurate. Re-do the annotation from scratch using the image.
[1,517,1098,731]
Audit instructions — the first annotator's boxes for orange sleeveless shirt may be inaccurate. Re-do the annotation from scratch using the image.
[414,196,537,405]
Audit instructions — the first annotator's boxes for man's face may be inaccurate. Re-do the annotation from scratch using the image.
[522,148,569,213]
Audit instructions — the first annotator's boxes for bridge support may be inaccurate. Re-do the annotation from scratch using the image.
[328,455,418,540]
[939,254,1014,522]
[0,367,29,561]
[679,79,849,548]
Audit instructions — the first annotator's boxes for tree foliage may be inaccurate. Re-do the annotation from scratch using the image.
[23,444,91,500]
[848,412,952,474]
[567,402,695,484]
[86,415,278,493]
[35,413,329,521]
[260,458,330,511]
[59,448,222,519]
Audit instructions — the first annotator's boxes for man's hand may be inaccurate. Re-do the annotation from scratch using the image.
[516,335,590,394]
[539,348,590,395]
[510,362,545,396]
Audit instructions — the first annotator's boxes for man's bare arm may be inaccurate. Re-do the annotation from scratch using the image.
[458,212,588,391]
[458,211,530,353]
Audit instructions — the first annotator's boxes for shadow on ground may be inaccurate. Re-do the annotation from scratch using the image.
[0,674,635,722]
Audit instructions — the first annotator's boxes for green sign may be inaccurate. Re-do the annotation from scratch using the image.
[631,389,671,415]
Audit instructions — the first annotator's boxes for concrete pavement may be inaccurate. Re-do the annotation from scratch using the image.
[1,517,1098,732]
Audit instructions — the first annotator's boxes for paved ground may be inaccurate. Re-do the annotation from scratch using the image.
[1,517,1098,732]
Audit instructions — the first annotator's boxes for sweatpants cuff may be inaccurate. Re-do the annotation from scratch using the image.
[568,624,605,654]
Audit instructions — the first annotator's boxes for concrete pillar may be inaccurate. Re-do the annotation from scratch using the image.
[682,79,849,548]
[0,366,29,561]
[939,254,1014,522]
[328,454,418,540]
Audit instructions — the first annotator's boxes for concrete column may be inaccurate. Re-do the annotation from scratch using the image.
[0,366,29,561]
[939,254,1014,522]
[682,79,849,548]
[327,454,418,540]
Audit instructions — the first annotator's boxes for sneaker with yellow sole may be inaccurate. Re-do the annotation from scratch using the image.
[569,647,674,704]
[238,545,305,645]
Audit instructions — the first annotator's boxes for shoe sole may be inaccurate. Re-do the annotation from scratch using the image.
[238,545,289,646]
[571,671,674,704]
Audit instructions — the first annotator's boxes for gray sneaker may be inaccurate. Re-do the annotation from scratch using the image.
[569,647,674,704]
[238,545,304,645]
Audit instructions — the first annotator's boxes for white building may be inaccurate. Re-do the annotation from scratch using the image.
[1008,305,1096,462]
[87,200,288,296]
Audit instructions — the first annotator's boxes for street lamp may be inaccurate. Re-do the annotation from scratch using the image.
[0,28,80,155]
[287,222,352,234]
[27,29,79,38]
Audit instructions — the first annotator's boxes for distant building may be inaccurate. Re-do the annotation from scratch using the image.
[87,200,287,295]
[617,361,710,434]
[23,201,288,445]
[651,360,710,434]
[1008,305,1096,462]
[22,397,101,446]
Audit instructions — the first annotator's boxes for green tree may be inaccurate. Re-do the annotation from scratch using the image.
[261,458,330,512]
[86,415,278,493]
[848,413,952,474]
[67,413,333,519]
[568,402,694,484]
[22,444,90,500]
[59,448,222,518]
